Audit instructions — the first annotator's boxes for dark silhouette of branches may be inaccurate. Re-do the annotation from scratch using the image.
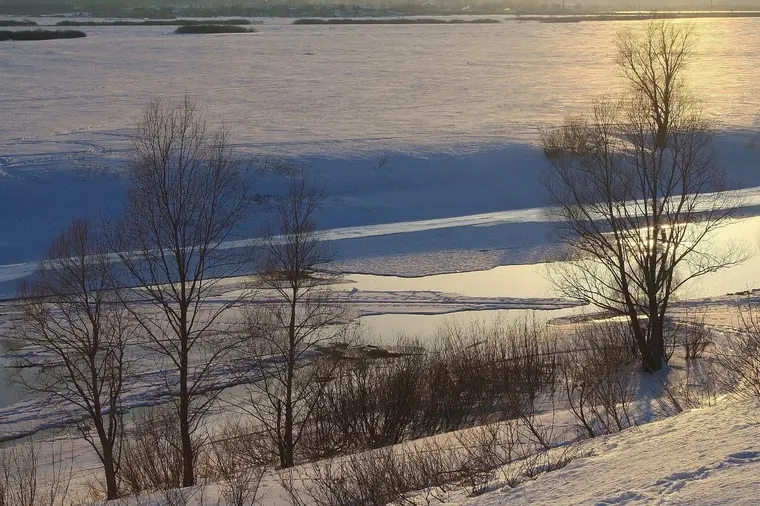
[542,21,743,372]
[239,169,353,468]
[15,218,128,500]
[112,96,250,487]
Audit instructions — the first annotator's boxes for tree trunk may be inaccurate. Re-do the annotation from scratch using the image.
[180,395,194,486]
[282,295,297,469]
[102,444,118,500]
[641,348,661,372]
[629,313,661,373]
[275,399,287,469]
[180,346,194,487]
[94,417,119,500]
[647,315,666,372]
[284,405,294,468]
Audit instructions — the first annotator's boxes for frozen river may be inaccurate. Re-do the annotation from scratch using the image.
[1,17,760,270]
[1,17,760,157]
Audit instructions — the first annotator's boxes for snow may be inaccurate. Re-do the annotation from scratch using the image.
[342,289,580,316]
[67,384,759,506]
[467,399,760,506]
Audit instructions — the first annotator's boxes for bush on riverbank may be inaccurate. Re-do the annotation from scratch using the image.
[56,18,254,27]
[0,20,37,26]
[174,24,254,34]
[0,29,86,41]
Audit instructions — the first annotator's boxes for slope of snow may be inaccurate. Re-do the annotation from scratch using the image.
[82,392,760,506]
[467,399,760,506]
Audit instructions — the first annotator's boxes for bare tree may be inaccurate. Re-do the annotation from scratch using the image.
[113,96,250,486]
[542,21,742,372]
[240,170,353,468]
[15,218,128,500]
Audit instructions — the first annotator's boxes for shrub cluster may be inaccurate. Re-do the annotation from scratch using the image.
[56,18,253,27]
[0,20,37,27]
[717,307,760,398]
[174,24,254,34]
[119,408,199,494]
[0,439,72,506]
[0,29,86,41]
[300,319,557,461]
[291,421,591,505]
[560,322,640,438]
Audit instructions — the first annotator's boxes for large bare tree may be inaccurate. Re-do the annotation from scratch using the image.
[240,170,353,468]
[15,218,128,500]
[542,21,743,372]
[113,96,249,486]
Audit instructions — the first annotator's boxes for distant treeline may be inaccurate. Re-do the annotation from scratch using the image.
[0,0,562,18]
[520,11,760,22]
[292,18,501,24]
[4,0,760,19]
[174,24,255,34]
[56,18,253,27]
[0,29,86,40]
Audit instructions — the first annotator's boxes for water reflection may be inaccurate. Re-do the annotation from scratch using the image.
[354,214,760,342]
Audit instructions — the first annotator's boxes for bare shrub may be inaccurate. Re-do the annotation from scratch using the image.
[205,423,266,506]
[301,442,459,506]
[455,412,579,497]
[539,116,593,159]
[314,349,426,453]
[158,487,199,506]
[219,467,264,506]
[455,422,521,495]
[561,322,639,437]
[120,408,202,494]
[277,468,308,506]
[305,317,558,460]
[299,419,587,505]
[208,421,273,475]
[0,439,72,506]
[295,412,588,505]
[520,443,594,483]
[419,317,557,437]
[716,307,760,398]
[674,318,712,361]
